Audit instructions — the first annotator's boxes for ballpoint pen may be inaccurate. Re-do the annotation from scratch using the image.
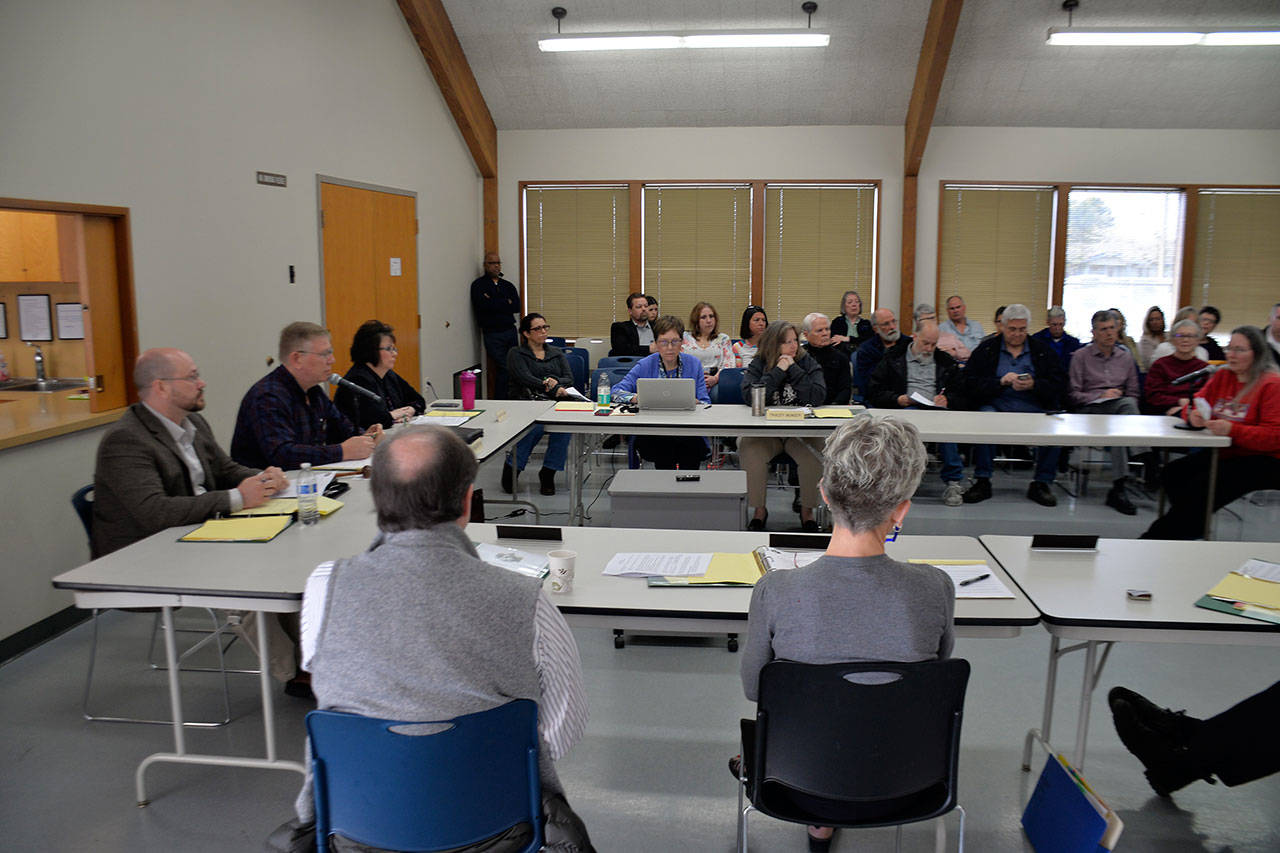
[959,573,991,587]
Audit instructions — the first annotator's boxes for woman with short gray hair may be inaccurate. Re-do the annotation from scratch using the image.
[737,415,955,852]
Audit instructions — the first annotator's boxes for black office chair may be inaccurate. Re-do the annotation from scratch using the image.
[737,659,970,852]
[73,484,239,727]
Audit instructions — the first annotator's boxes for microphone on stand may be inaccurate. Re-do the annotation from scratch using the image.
[328,373,382,401]
[1170,365,1220,386]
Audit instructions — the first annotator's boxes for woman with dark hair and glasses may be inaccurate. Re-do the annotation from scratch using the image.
[504,313,574,495]
[1142,325,1280,540]
[334,320,426,430]
[734,305,769,367]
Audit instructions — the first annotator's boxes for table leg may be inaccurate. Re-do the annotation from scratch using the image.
[1073,641,1098,769]
[1023,635,1060,771]
[569,433,585,526]
[259,611,277,762]
[163,607,186,755]
[1157,449,1167,516]
[1204,447,1219,541]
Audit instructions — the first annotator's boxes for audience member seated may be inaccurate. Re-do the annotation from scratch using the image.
[914,302,968,361]
[231,321,382,470]
[1137,305,1167,371]
[1142,325,1280,540]
[960,303,1065,508]
[1109,681,1280,798]
[829,289,873,348]
[852,308,911,403]
[503,312,574,496]
[989,305,1006,340]
[611,315,711,470]
[867,321,967,507]
[682,301,734,389]
[609,292,656,357]
[734,305,768,367]
[333,320,426,430]
[1143,319,1210,415]
[1151,306,1210,363]
[938,293,985,355]
[1069,310,1141,515]
[278,426,594,852]
[94,348,295,683]
[740,322,826,532]
[1111,307,1139,357]
[645,293,659,323]
[1031,305,1082,373]
[736,416,954,852]
[1198,305,1226,361]
[1267,303,1280,369]
[800,312,851,405]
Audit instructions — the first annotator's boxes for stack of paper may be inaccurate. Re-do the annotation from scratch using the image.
[231,496,344,517]
[604,553,712,577]
[908,560,1016,599]
[180,516,293,543]
[1196,558,1280,624]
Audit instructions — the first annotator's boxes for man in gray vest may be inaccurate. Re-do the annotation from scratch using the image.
[275,425,594,852]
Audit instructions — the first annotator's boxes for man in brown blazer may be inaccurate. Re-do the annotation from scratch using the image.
[92,348,287,557]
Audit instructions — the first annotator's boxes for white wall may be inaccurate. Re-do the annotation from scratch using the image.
[497,126,904,313]
[498,125,1280,321]
[0,0,483,638]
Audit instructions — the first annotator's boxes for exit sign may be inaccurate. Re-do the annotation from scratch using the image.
[256,171,287,187]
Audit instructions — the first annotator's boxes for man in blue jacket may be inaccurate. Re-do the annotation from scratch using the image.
[1031,305,1082,374]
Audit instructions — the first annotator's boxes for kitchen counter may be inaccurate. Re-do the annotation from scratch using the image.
[0,391,124,450]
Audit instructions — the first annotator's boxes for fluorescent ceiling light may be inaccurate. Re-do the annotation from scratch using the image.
[538,31,830,53]
[1047,25,1280,47]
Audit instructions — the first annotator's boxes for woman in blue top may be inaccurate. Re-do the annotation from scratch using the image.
[611,315,710,470]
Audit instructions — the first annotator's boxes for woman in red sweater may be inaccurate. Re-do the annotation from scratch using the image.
[1142,318,1210,415]
[1143,326,1280,539]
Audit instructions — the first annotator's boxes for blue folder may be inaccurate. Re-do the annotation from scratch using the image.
[1021,753,1110,853]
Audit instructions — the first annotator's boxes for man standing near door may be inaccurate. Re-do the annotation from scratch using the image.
[470,251,521,399]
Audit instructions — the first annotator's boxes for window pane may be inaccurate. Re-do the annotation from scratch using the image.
[1064,189,1184,341]
[762,184,877,326]
[643,185,751,333]
[938,185,1055,336]
[1192,189,1280,338]
[524,185,630,338]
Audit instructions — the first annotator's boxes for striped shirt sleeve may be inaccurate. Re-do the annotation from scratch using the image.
[299,561,335,671]
[532,589,589,760]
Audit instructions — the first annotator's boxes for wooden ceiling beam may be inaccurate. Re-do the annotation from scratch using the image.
[903,0,963,177]
[397,0,498,179]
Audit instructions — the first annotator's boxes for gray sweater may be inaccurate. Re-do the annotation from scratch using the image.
[739,554,955,701]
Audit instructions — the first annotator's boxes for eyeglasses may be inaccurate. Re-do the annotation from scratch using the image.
[297,349,334,359]
[655,338,682,348]
[161,372,201,383]
[528,324,550,332]
[379,345,398,353]
[1173,333,1198,340]
[1225,346,1251,354]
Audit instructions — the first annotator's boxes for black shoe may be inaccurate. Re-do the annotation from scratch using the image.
[1106,483,1137,515]
[801,519,820,533]
[1108,689,1213,797]
[1108,687,1200,748]
[538,466,556,496]
[284,675,314,701]
[501,462,515,494]
[747,510,768,531]
[728,754,743,781]
[792,488,802,514]
[962,478,992,504]
[1027,481,1057,507]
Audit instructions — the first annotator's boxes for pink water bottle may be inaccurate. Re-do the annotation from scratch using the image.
[460,370,476,409]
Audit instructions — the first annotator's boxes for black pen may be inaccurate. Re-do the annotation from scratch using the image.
[959,573,991,587]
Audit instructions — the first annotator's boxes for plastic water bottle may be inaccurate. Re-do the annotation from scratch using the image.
[597,373,610,407]
[297,463,319,527]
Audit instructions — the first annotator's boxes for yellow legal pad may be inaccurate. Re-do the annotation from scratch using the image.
[553,401,596,412]
[662,553,763,586]
[180,515,293,543]
[813,407,857,419]
[425,409,481,418]
[230,496,344,517]
[1206,573,1280,611]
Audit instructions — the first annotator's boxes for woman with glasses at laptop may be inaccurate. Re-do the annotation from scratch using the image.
[334,320,426,430]
[734,305,769,367]
[683,301,735,389]
[503,312,574,496]
[611,315,711,470]
[740,321,826,531]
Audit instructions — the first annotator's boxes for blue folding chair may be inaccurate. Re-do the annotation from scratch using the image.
[563,345,593,370]
[547,336,569,349]
[563,350,588,394]
[714,367,746,405]
[307,700,542,853]
[599,355,642,370]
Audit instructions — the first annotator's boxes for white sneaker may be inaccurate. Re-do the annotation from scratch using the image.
[942,482,964,507]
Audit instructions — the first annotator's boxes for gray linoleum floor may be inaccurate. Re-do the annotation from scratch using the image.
[2,451,1278,852]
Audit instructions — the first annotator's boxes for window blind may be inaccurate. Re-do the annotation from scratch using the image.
[1193,189,1280,333]
[939,185,1055,332]
[523,185,630,338]
[643,185,751,333]
[762,184,877,326]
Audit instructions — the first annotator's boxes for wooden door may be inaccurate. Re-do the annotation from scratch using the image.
[320,182,420,390]
[78,215,130,411]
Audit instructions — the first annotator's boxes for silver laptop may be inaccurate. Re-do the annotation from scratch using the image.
[636,377,697,411]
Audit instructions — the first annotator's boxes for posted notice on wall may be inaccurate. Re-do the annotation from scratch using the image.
[56,303,85,340]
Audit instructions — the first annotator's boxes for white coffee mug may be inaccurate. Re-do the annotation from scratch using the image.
[548,549,576,594]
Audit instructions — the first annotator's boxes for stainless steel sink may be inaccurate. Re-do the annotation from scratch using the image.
[0,378,88,392]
